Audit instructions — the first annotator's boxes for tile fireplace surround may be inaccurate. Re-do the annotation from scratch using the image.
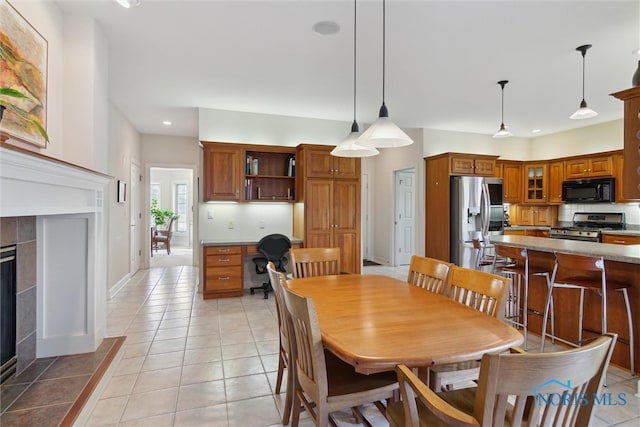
[0,145,110,374]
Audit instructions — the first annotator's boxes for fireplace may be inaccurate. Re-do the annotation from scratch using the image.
[0,145,109,363]
[1,245,17,382]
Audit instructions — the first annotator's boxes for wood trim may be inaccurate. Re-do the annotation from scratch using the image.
[59,336,126,427]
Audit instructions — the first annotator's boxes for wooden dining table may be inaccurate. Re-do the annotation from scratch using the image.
[287,274,523,374]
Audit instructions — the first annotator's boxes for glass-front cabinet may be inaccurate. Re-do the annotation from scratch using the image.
[523,162,548,203]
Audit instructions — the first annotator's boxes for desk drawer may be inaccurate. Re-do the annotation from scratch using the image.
[205,268,242,291]
[206,254,242,267]
[205,246,242,256]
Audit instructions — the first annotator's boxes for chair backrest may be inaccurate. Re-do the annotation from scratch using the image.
[552,252,605,291]
[447,266,509,319]
[493,244,528,273]
[289,247,341,278]
[406,255,452,294]
[396,333,617,427]
[472,238,493,270]
[164,216,177,237]
[281,283,328,406]
[257,233,291,266]
[266,262,291,358]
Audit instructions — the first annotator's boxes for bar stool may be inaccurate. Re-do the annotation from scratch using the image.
[492,245,552,349]
[541,252,635,375]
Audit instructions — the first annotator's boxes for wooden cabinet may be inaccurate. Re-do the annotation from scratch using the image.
[602,234,640,245]
[611,87,640,200]
[548,160,564,204]
[244,147,296,201]
[295,145,361,274]
[516,205,557,226]
[202,246,243,299]
[564,154,614,179]
[523,163,548,203]
[424,153,498,262]
[203,143,242,201]
[450,155,496,176]
[299,145,359,179]
[202,142,297,202]
[499,161,522,203]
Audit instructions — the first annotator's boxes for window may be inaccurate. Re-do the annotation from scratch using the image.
[175,183,187,232]
[150,183,161,204]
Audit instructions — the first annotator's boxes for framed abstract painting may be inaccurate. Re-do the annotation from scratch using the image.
[0,0,48,148]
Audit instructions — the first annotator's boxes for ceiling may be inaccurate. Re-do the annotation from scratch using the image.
[54,0,639,140]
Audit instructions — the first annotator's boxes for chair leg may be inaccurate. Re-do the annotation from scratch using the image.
[541,280,555,352]
[621,288,635,376]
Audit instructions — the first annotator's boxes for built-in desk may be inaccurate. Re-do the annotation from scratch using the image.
[491,235,639,372]
[200,238,302,299]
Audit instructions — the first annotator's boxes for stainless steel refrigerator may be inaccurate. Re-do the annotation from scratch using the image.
[450,176,504,268]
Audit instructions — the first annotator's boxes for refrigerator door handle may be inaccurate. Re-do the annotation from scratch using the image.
[480,181,490,237]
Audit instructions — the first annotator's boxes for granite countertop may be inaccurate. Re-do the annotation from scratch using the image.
[504,226,550,231]
[201,237,303,246]
[491,235,640,264]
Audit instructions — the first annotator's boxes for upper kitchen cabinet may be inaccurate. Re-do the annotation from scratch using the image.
[202,142,242,201]
[297,144,359,179]
[497,161,522,203]
[611,87,640,200]
[548,160,564,204]
[202,141,297,202]
[450,154,496,176]
[523,162,548,204]
[244,147,296,202]
[564,154,614,179]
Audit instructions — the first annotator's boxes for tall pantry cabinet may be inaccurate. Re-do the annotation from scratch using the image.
[294,144,361,274]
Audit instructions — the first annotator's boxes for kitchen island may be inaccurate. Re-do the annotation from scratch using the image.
[490,235,639,372]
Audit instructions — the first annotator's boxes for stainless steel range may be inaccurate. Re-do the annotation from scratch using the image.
[549,212,625,242]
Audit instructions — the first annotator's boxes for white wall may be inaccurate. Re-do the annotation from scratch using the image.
[108,105,141,292]
[199,108,351,147]
[370,128,425,265]
[530,119,623,159]
[199,203,294,241]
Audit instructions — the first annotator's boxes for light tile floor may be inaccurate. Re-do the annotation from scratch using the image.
[86,263,640,426]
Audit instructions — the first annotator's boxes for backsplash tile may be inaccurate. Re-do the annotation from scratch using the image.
[558,203,640,224]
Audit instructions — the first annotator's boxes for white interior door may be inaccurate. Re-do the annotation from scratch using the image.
[130,162,140,274]
[395,169,415,266]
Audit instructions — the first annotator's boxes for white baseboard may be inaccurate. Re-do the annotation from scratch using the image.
[109,273,131,299]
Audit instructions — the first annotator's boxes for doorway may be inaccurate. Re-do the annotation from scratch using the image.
[150,167,194,267]
[394,168,416,266]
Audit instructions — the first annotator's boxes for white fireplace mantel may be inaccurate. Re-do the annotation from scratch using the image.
[0,145,110,357]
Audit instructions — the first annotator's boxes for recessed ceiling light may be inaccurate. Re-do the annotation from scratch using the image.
[116,0,141,9]
[162,120,172,126]
[312,21,340,36]
[531,129,542,134]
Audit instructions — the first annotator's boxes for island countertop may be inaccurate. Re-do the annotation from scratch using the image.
[490,235,640,264]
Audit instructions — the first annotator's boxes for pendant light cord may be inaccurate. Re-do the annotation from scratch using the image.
[382,0,386,104]
[581,50,586,103]
[353,0,357,122]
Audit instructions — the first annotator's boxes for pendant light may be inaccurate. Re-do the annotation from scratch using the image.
[331,0,379,158]
[493,80,513,138]
[357,0,413,148]
[570,44,598,120]
[116,0,141,8]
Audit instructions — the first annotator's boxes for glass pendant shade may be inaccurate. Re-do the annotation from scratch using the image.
[331,121,379,157]
[357,104,413,148]
[493,124,513,138]
[117,0,141,8]
[570,99,598,120]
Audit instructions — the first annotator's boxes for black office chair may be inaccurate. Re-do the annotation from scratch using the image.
[251,233,291,299]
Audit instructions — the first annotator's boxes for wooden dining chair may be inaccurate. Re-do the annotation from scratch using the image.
[151,215,177,256]
[266,262,295,424]
[429,266,510,391]
[289,247,341,278]
[281,283,398,427]
[406,255,452,294]
[388,333,617,427]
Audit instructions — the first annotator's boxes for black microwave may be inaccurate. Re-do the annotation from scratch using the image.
[562,177,615,203]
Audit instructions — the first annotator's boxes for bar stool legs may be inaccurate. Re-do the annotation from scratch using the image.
[541,252,635,376]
